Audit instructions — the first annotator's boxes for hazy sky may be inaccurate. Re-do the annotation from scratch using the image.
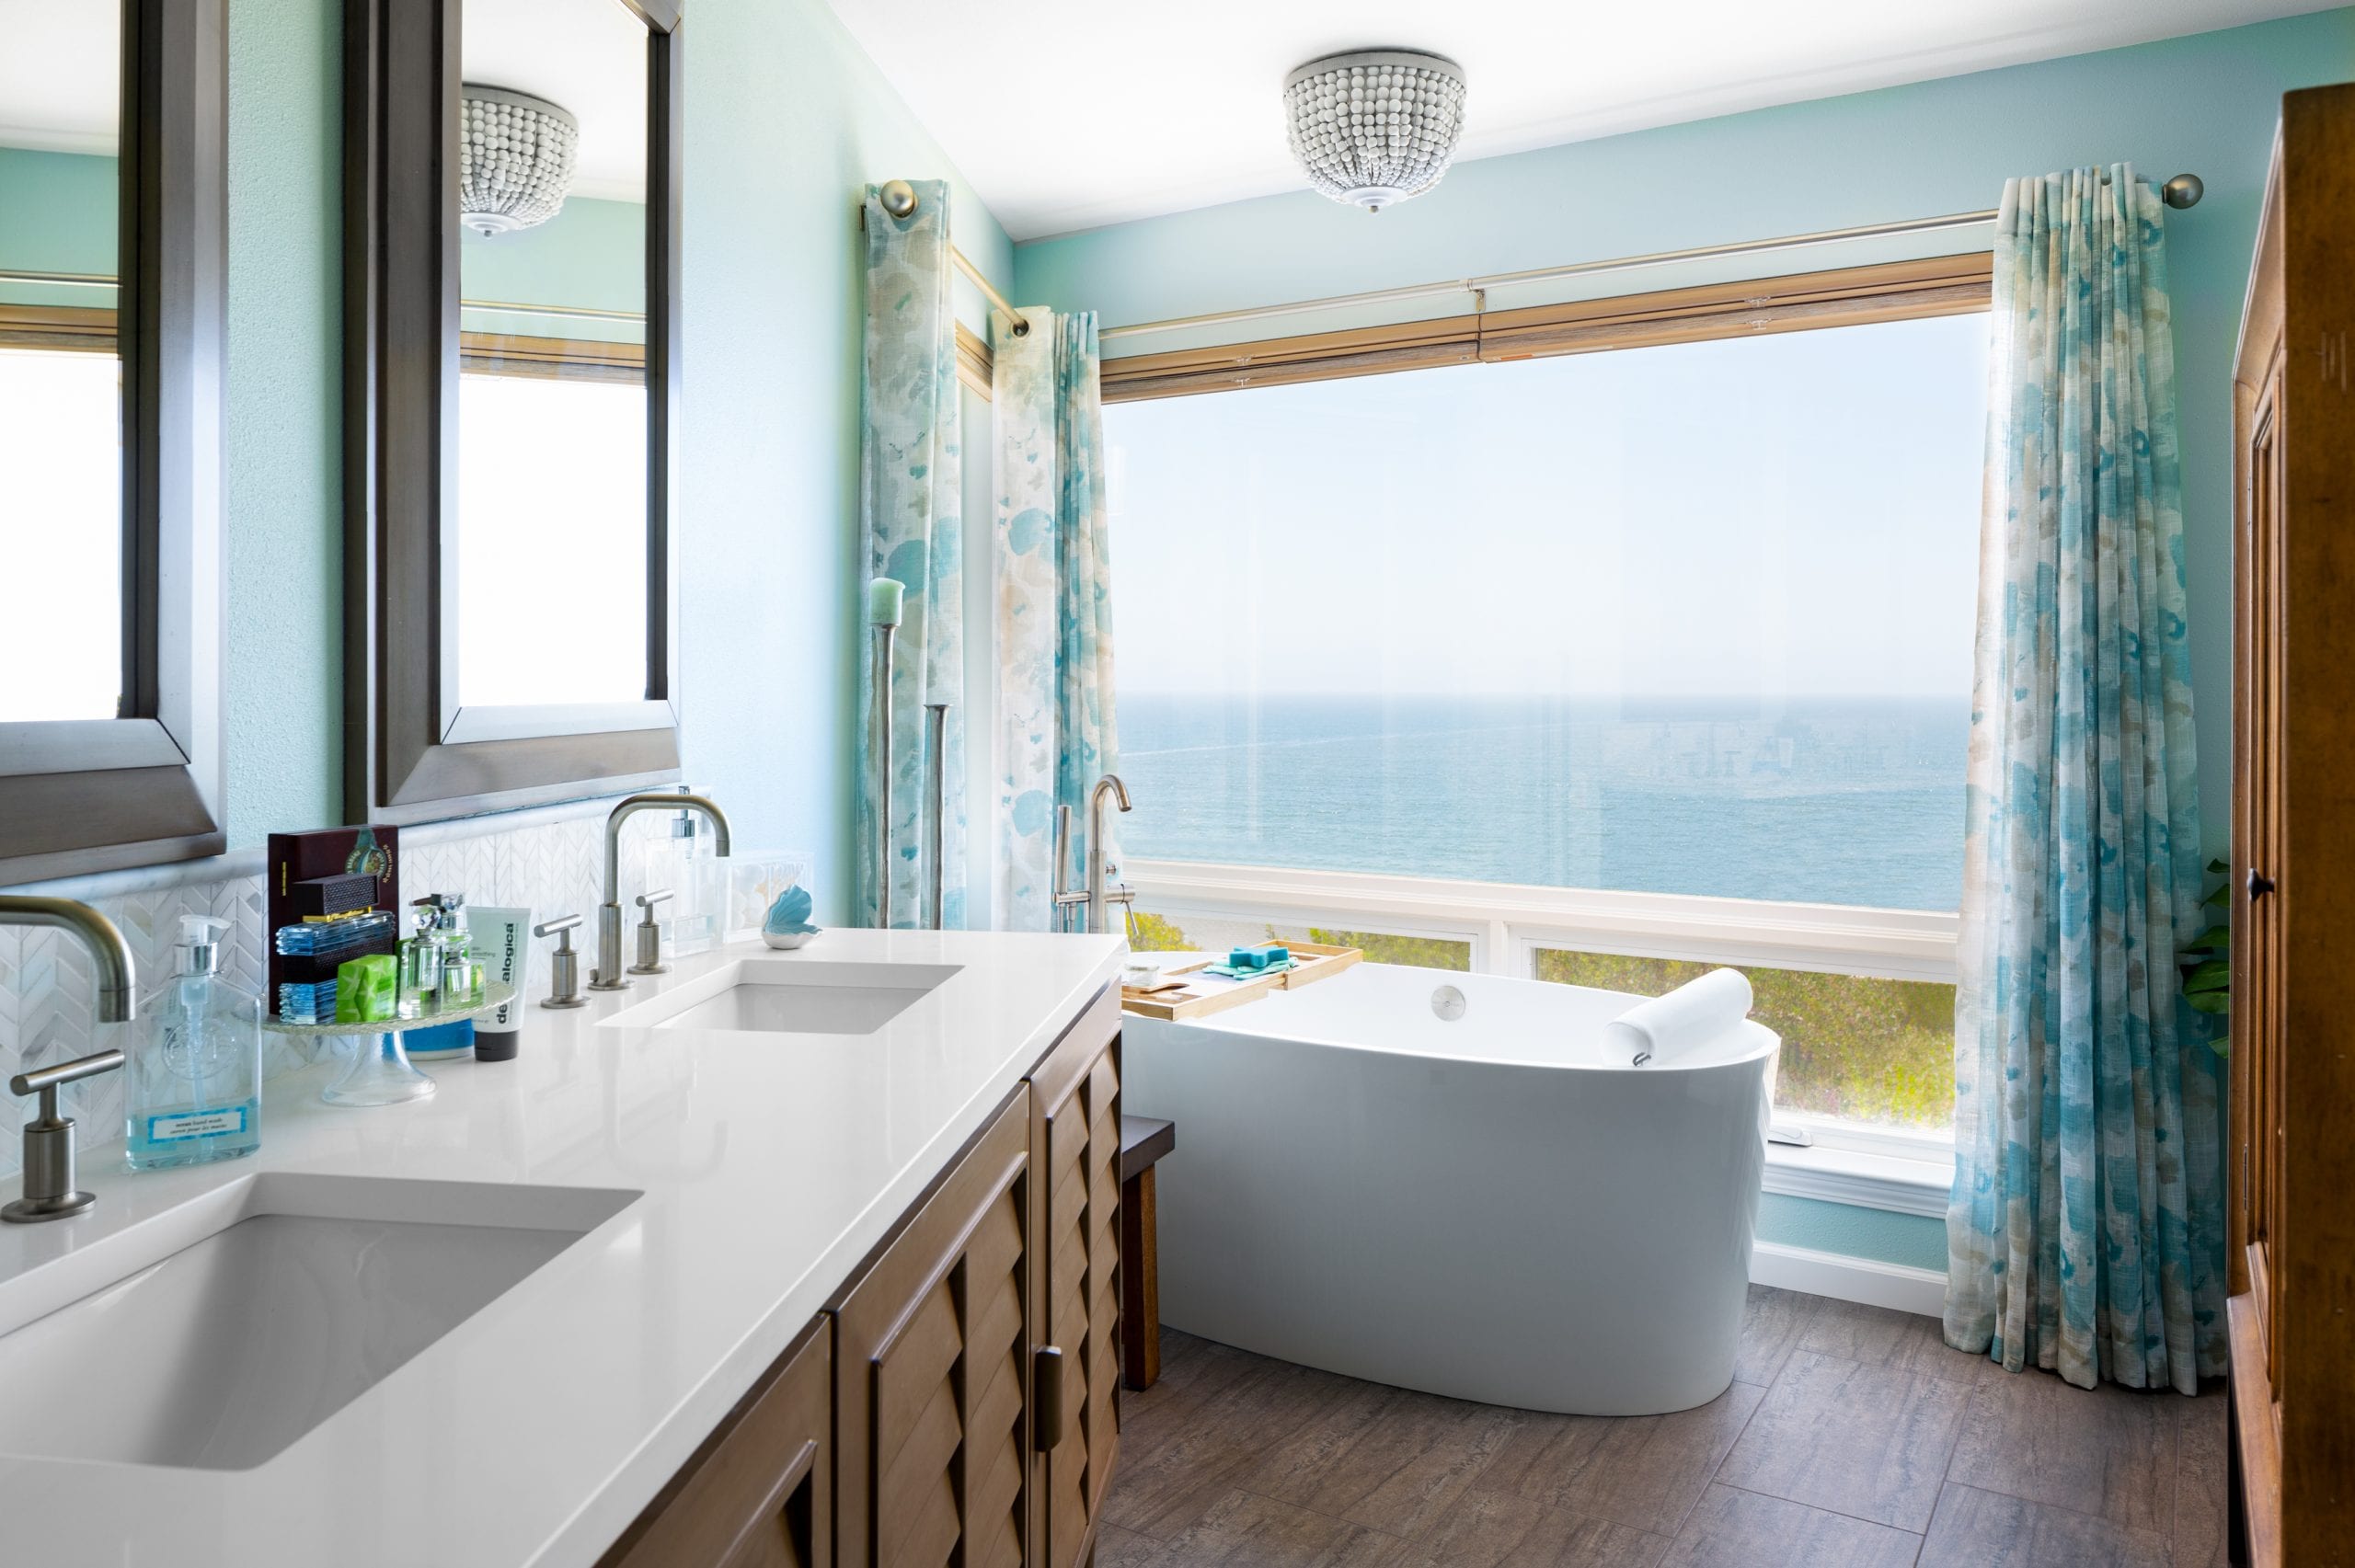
[1105,312,1987,702]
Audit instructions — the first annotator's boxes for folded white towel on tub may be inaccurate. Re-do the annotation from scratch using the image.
[1603,968,1754,1066]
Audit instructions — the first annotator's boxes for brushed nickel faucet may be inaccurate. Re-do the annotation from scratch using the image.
[1054,767,1134,927]
[0,896,136,1024]
[1086,774,1135,936]
[0,897,136,1223]
[592,793,731,990]
[1051,776,1137,936]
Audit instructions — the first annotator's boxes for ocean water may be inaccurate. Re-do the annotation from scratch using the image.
[1116,693,1968,912]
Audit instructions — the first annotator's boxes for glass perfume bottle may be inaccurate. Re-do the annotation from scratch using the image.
[126,914,263,1170]
[397,907,443,1019]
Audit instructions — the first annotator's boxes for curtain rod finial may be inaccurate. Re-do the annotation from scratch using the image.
[2161,173,2203,210]
[879,179,920,220]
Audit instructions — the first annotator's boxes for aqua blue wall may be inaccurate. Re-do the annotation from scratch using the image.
[226,1,343,849]
[199,0,1011,918]
[0,147,114,305]
[1758,1194,1944,1275]
[460,194,647,345]
[1017,8,2355,868]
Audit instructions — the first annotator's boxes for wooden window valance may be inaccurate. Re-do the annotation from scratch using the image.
[1100,252,1993,404]
[457,330,645,385]
[0,303,118,354]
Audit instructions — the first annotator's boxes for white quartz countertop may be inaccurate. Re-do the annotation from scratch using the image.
[0,927,1127,1568]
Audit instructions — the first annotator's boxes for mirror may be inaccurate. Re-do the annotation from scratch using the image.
[455,0,649,711]
[0,1,123,721]
[345,0,679,822]
[0,0,225,885]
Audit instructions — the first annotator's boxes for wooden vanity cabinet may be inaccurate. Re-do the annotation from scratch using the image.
[599,1317,833,1568]
[835,1092,1038,1568]
[1028,988,1124,1568]
[598,985,1122,1568]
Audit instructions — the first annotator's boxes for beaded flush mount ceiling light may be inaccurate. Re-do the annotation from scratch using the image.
[1282,49,1467,212]
[459,85,579,236]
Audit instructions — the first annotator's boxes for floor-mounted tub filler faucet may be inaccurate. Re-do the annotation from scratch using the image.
[1051,775,1137,936]
[0,897,134,1222]
[592,792,732,990]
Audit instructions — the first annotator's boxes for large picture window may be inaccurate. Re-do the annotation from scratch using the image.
[1104,259,1989,1137]
[1108,310,1986,910]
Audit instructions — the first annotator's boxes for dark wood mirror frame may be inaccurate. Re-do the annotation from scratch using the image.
[343,0,684,826]
[0,0,228,886]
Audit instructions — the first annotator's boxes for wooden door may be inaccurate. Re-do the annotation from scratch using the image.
[835,1091,1034,1568]
[2228,81,2355,1567]
[1028,989,1123,1568]
[599,1317,833,1568]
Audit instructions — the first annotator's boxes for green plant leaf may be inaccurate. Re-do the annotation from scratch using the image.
[2188,991,2230,1015]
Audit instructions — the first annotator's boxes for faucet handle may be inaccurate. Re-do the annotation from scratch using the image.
[629,890,672,977]
[535,915,587,1010]
[5,1048,125,1225]
[9,1047,128,1105]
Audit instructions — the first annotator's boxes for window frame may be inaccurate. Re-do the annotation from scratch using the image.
[1103,255,1992,1166]
[0,0,228,886]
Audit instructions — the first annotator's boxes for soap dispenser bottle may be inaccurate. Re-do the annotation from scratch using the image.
[126,914,263,1170]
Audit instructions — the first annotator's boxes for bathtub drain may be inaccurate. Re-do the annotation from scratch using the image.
[1430,985,1466,1022]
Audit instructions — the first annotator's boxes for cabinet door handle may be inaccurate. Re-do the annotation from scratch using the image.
[1033,1345,1066,1451]
[2248,868,2277,900]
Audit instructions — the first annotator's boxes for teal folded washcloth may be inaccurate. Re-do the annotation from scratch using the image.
[1203,958,1294,980]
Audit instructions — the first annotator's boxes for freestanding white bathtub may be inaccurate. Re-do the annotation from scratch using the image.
[1123,961,1778,1415]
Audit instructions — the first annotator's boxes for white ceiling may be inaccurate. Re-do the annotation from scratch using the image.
[0,0,118,155]
[824,0,2335,240]
[465,0,648,201]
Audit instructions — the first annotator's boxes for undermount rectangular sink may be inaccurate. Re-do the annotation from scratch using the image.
[0,1173,637,1471]
[601,957,961,1036]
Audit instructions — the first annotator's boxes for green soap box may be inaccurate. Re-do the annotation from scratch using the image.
[334,953,399,1023]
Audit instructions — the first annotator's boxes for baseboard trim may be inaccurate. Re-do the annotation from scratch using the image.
[1751,1240,1947,1318]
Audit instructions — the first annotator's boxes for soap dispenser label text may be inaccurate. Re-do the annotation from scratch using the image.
[145,1107,250,1141]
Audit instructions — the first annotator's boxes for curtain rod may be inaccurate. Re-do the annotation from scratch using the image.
[866,179,1031,337]
[1097,171,2204,343]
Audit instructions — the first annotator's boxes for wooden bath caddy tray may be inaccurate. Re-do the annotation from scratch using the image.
[1119,943,1361,1022]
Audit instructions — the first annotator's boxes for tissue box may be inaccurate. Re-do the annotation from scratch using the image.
[334,954,398,1024]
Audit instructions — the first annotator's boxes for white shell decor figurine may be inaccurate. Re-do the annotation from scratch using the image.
[762,884,820,950]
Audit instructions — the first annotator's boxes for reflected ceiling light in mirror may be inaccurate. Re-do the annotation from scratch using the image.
[1282,49,1466,212]
[459,85,579,235]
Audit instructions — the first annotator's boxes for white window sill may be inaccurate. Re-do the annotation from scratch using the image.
[1763,1139,1951,1219]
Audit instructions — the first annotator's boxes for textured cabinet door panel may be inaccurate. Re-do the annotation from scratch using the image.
[2228,81,2355,1568]
[1028,988,1123,1568]
[598,1316,833,1568]
[836,1091,1033,1568]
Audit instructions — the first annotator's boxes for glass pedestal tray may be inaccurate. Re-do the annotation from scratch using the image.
[263,981,518,1107]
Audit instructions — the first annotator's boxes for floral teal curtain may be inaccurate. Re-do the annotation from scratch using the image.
[993,310,1118,931]
[1947,165,2224,1393]
[856,180,964,929]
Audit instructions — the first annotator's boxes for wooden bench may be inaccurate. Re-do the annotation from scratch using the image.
[1120,1115,1177,1390]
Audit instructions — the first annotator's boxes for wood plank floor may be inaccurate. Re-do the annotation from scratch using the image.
[1103,1288,2226,1568]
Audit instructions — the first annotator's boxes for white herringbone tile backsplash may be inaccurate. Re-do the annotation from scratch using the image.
[0,812,675,1181]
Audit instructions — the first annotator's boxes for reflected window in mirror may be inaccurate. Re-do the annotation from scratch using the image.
[455,0,650,713]
[0,0,123,723]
